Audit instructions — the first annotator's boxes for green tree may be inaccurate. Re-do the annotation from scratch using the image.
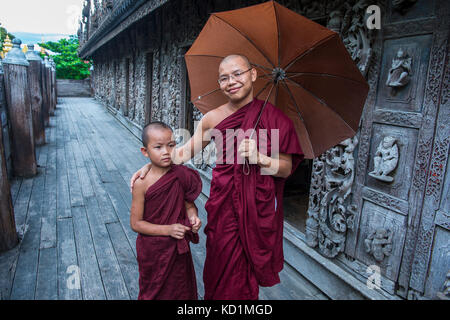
[40,35,91,80]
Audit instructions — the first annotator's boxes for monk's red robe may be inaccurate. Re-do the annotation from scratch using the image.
[136,164,202,300]
[203,98,304,300]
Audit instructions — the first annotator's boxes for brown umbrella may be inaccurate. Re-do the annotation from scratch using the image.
[185,0,369,159]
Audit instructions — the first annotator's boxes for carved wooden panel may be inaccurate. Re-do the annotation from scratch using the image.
[356,200,407,281]
[375,35,433,113]
[365,124,418,201]
[386,0,436,23]
[423,227,450,298]
[408,37,449,297]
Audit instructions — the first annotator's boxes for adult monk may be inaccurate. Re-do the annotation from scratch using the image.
[131,54,304,299]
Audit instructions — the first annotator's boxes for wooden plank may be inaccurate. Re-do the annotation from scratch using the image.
[12,178,33,238]
[64,140,84,208]
[83,196,130,300]
[9,170,44,299]
[0,245,20,299]
[56,102,71,219]
[56,217,82,300]
[40,124,57,249]
[35,247,58,300]
[9,178,22,206]
[78,140,118,224]
[103,179,137,255]
[84,136,114,183]
[71,205,106,300]
[106,222,139,300]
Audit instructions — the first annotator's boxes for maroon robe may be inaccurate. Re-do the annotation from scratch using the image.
[136,164,202,300]
[203,98,304,300]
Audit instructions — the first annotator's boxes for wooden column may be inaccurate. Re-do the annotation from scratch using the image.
[51,59,57,106]
[40,58,50,126]
[44,56,54,116]
[25,44,45,145]
[2,38,37,177]
[50,58,56,112]
[0,61,19,252]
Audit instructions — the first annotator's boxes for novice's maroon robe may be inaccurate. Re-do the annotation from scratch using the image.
[136,164,202,300]
[203,98,304,300]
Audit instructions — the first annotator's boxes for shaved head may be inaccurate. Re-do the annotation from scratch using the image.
[142,121,173,147]
[220,54,252,70]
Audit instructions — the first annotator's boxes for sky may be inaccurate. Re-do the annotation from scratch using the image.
[0,0,85,37]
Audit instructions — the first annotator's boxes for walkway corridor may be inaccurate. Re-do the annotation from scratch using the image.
[0,97,326,300]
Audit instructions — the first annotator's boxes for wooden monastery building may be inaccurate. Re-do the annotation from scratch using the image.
[78,0,450,300]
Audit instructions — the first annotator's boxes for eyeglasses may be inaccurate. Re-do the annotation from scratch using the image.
[218,68,252,86]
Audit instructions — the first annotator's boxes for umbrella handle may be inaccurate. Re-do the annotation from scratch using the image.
[243,158,250,176]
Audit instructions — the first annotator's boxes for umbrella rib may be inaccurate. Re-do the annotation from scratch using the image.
[193,88,222,102]
[186,54,273,72]
[285,72,367,85]
[285,77,357,134]
[249,82,276,140]
[272,0,281,67]
[212,14,275,69]
[254,80,272,99]
[280,79,315,157]
[284,33,337,72]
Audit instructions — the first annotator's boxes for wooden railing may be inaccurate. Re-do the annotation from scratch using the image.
[0,39,57,253]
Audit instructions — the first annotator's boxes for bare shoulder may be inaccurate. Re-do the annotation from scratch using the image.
[132,176,147,197]
[203,103,229,129]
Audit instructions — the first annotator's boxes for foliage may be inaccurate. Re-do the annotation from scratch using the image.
[39,35,91,80]
[0,23,15,52]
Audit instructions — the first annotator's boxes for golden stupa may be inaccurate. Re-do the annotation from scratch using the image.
[1,35,13,59]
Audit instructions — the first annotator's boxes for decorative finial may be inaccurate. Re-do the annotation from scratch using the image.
[25,44,43,62]
[3,38,30,67]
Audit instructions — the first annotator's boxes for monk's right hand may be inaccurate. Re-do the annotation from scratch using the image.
[130,163,152,192]
[167,224,191,240]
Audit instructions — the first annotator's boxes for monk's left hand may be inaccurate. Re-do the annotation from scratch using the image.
[238,139,259,164]
[189,215,202,233]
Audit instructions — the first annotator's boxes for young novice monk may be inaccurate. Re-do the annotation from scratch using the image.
[130,121,202,300]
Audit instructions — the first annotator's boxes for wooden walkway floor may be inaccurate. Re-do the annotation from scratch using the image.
[0,97,327,300]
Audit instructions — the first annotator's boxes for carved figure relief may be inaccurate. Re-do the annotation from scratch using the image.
[369,136,399,183]
[364,227,393,261]
[386,48,412,95]
[436,271,450,300]
[306,137,358,258]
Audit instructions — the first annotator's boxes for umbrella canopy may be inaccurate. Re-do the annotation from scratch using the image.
[185,0,369,159]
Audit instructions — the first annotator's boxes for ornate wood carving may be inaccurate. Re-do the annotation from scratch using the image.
[364,227,393,262]
[368,136,399,183]
[305,137,358,258]
[362,187,408,215]
[398,0,449,296]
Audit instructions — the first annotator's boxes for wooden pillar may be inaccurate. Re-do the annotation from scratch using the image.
[25,44,45,145]
[44,56,54,116]
[2,38,37,177]
[40,57,50,126]
[0,61,19,252]
[50,58,56,111]
[51,59,57,106]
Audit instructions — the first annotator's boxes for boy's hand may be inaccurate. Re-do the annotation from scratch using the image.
[167,224,191,240]
[130,163,152,192]
[189,215,202,233]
